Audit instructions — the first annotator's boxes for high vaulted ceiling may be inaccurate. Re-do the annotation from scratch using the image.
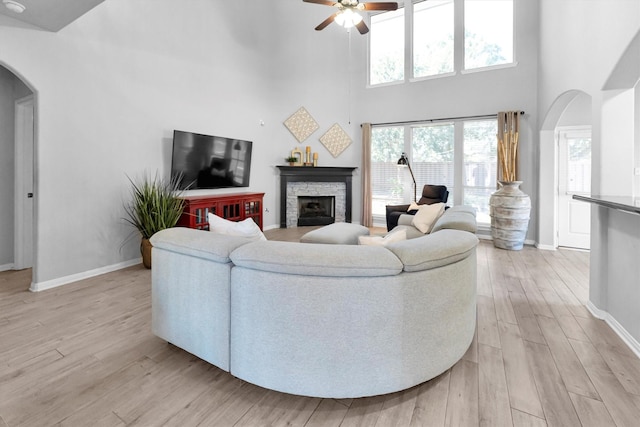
[0,0,105,32]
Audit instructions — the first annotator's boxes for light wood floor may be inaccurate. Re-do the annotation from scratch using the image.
[2,228,640,426]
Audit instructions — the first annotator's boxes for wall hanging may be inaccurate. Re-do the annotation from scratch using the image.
[320,123,352,158]
[284,107,319,143]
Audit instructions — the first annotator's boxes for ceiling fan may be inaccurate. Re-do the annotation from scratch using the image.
[303,0,398,34]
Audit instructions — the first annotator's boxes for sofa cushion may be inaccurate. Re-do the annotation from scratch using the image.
[230,241,403,277]
[358,229,407,246]
[150,227,253,263]
[386,229,479,272]
[431,208,477,233]
[412,202,445,233]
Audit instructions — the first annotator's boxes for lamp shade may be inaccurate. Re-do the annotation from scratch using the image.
[397,153,409,165]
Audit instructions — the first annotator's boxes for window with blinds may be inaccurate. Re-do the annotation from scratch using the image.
[463,120,498,224]
[370,118,498,226]
[371,127,405,220]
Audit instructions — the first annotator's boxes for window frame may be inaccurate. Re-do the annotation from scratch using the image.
[367,6,407,87]
[370,117,498,228]
[368,0,516,87]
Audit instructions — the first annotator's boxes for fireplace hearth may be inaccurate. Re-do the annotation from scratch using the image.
[297,196,335,226]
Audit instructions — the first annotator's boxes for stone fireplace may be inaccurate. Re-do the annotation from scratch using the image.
[277,166,357,228]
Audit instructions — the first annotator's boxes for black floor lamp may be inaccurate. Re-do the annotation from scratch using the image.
[397,152,417,202]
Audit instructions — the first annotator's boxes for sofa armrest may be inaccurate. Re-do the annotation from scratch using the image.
[397,214,415,226]
[386,204,411,213]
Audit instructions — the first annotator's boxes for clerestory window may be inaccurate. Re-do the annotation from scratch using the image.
[369,0,514,85]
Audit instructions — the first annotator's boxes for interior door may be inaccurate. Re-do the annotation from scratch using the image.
[557,128,591,249]
[14,95,34,269]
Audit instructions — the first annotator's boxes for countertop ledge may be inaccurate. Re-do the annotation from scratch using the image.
[573,194,640,215]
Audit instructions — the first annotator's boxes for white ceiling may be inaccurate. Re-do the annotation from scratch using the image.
[0,0,105,32]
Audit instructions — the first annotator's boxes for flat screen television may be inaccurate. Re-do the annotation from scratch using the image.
[171,130,253,190]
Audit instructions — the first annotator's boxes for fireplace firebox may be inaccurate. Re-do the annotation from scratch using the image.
[297,196,335,226]
[277,166,357,228]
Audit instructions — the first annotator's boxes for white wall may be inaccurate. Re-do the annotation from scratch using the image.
[538,0,640,349]
[0,0,354,285]
[557,92,591,128]
[539,0,640,194]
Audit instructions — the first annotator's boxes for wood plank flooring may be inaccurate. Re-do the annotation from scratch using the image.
[2,228,640,426]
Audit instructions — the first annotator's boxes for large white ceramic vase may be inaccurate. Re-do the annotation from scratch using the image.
[490,181,531,250]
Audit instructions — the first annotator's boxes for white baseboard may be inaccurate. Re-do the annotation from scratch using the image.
[0,263,15,272]
[476,235,537,248]
[587,301,640,359]
[535,243,556,251]
[30,258,142,292]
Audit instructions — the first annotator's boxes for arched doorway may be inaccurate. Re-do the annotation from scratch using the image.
[538,90,592,250]
[0,63,37,288]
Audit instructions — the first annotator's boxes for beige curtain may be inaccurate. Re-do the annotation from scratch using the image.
[497,111,520,183]
[361,123,373,227]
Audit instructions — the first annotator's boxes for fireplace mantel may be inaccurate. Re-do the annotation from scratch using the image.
[277,166,357,228]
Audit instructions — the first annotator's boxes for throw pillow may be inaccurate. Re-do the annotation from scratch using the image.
[208,213,266,241]
[412,202,445,234]
[358,229,407,246]
[407,202,420,212]
[407,201,421,215]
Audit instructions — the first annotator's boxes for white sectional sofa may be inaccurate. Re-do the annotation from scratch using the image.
[150,207,478,398]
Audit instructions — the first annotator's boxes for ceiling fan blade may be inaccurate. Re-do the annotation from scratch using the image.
[361,2,398,11]
[315,13,338,31]
[355,20,369,34]
[303,0,337,6]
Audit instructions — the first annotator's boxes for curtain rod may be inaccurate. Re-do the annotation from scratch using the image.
[366,111,525,127]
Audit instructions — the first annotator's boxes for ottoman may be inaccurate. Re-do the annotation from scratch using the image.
[300,223,370,245]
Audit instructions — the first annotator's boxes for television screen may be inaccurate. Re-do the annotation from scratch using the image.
[171,130,253,190]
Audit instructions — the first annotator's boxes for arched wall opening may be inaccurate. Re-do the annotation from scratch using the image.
[0,61,38,288]
[538,90,592,249]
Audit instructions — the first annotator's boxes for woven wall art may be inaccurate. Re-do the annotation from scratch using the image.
[283,107,319,143]
[320,123,352,158]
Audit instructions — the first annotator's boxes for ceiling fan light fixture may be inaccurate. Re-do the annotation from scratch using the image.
[335,8,362,28]
[3,0,25,14]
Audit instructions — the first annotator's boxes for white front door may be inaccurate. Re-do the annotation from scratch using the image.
[14,95,34,269]
[557,128,591,249]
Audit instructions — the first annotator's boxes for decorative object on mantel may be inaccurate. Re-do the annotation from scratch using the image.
[490,111,530,251]
[285,156,299,166]
[290,147,304,166]
[320,123,352,158]
[304,145,317,166]
[284,107,319,143]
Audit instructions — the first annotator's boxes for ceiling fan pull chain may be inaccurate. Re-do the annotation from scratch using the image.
[347,29,352,124]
